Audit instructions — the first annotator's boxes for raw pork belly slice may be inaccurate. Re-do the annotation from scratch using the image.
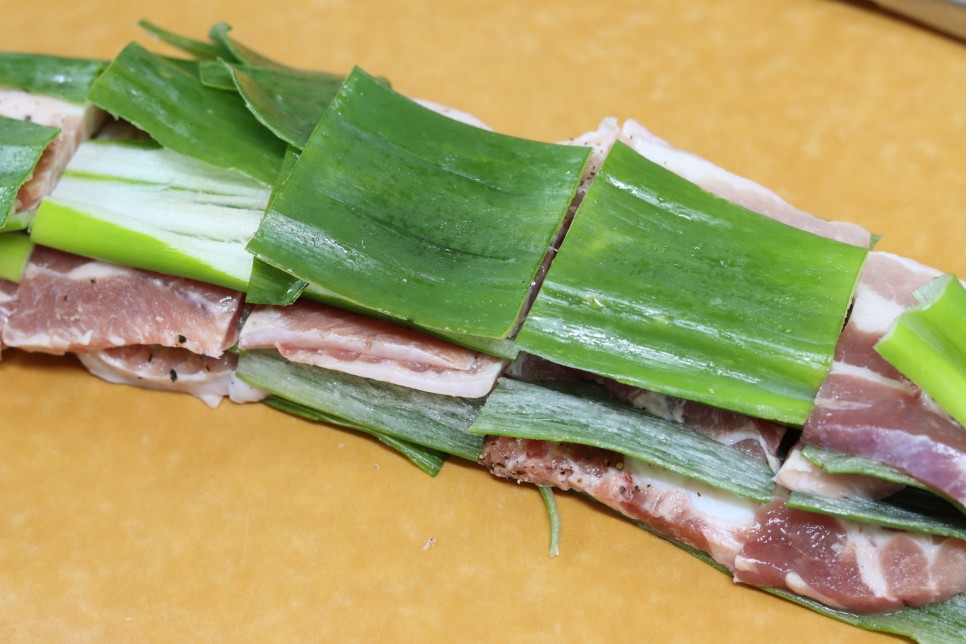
[0,279,17,357]
[735,499,966,613]
[619,119,871,248]
[3,247,242,357]
[802,251,966,508]
[238,301,506,398]
[76,346,260,409]
[480,437,759,569]
[0,88,104,212]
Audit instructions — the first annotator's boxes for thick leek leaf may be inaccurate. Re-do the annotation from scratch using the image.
[876,274,966,429]
[248,66,589,340]
[0,53,105,103]
[467,377,776,502]
[263,396,446,476]
[516,142,868,425]
[30,140,269,290]
[0,232,32,282]
[0,115,59,225]
[87,43,286,185]
[236,350,484,461]
[246,260,305,305]
[198,61,236,89]
[138,20,236,61]
[209,22,289,70]
[787,491,966,540]
[225,62,344,148]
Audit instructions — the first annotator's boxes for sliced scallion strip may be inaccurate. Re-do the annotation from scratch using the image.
[538,486,561,558]
[467,377,776,503]
[30,140,269,290]
[138,20,236,61]
[787,491,966,540]
[0,115,59,226]
[516,141,868,425]
[87,43,286,185]
[248,66,589,340]
[801,444,923,488]
[875,274,966,429]
[263,396,446,476]
[0,52,105,103]
[0,232,32,282]
[236,349,484,461]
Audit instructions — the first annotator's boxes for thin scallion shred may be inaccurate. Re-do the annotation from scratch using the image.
[538,485,562,558]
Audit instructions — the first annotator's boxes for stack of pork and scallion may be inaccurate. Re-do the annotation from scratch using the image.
[1,21,965,643]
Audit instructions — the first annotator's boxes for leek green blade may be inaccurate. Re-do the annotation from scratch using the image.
[876,274,966,429]
[209,22,289,70]
[0,211,32,233]
[246,260,306,305]
[87,43,285,185]
[263,396,446,476]
[248,66,589,339]
[0,53,105,103]
[198,61,236,89]
[137,20,236,61]
[0,232,32,282]
[467,378,776,502]
[517,142,868,425]
[0,115,59,224]
[29,140,269,290]
[787,491,966,539]
[227,62,344,148]
[236,350,484,461]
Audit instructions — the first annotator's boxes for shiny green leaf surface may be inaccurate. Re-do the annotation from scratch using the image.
[0,115,59,223]
[248,67,589,339]
[87,43,285,184]
[0,52,104,103]
[237,350,484,461]
[0,232,32,282]
[467,378,776,502]
[517,142,868,425]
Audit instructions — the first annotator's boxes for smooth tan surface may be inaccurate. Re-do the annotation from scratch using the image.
[1,1,964,642]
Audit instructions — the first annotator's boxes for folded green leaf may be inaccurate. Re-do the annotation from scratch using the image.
[248,66,589,340]
[876,274,966,429]
[246,259,306,305]
[0,232,33,282]
[0,52,105,103]
[30,140,269,290]
[0,115,59,226]
[263,396,446,476]
[208,22,289,70]
[516,142,868,425]
[87,43,286,184]
[137,20,236,61]
[236,349,485,461]
[198,60,237,89]
[468,377,776,502]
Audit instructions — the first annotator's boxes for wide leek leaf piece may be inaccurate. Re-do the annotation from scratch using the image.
[876,274,966,429]
[787,491,966,540]
[30,140,269,290]
[0,52,105,103]
[236,350,485,461]
[138,20,236,61]
[263,396,447,476]
[248,66,590,340]
[87,43,286,185]
[467,377,776,502]
[517,142,868,425]
[0,115,59,227]
[0,232,33,282]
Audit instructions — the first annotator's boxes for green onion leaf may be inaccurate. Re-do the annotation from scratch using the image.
[137,20,236,61]
[263,396,446,476]
[87,43,286,185]
[787,491,966,540]
[198,60,237,89]
[0,232,32,282]
[0,53,105,103]
[236,349,484,461]
[0,115,59,226]
[248,66,590,340]
[467,378,776,503]
[208,22,289,70]
[876,274,966,429]
[538,486,562,558]
[30,140,269,290]
[246,260,306,305]
[516,142,868,425]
